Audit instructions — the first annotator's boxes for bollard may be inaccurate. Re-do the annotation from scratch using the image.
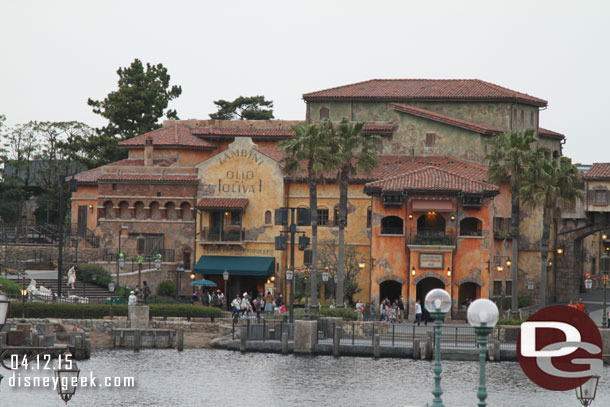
[333,326,341,357]
[177,328,184,352]
[281,332,288,355]
[134,330,141,353]
[373,334,380,359]
[412,339,421,359]
[240,326,247,353]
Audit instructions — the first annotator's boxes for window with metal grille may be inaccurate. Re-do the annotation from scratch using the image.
[230,211,241,226]
[493,281,503,297]
[317,208,329,226]
[425,132,436,147]
[319,107,329,120]
[594,190,608,205]
[303,249,312,266]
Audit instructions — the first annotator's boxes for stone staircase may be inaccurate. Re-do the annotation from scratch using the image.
[27,278,113,302]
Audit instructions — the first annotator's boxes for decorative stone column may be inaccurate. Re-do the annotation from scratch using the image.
[128,305,150,329]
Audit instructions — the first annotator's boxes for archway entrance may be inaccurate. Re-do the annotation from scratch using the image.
[379,280,402,303]
[416,277,445,305]
[458,282,480,308]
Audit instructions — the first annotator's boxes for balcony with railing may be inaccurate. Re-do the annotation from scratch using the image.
[199,226,245,244]
[407,228,456,246]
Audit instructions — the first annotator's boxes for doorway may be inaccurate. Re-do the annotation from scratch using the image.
[416,277,445,305]
[379,280,402,304]
[458,282,479,308]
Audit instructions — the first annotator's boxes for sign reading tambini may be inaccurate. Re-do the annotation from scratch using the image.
[517,305,602,391]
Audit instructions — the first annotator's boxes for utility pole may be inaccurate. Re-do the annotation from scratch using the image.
[57,175,65,298]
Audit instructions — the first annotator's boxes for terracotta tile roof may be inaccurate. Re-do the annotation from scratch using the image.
[391,103,504,135]
[193,127,294,138]
[72,159,145,184]
[364,165,499,195]
[119,125,215,149]
[303,79,547,107]
[99,174,198,183]
[583,163,610,180]
[196,197,249,209]
[72,167,103,184]
[254,148,287,162]
[538,127,565,140]
[363,123,395,135]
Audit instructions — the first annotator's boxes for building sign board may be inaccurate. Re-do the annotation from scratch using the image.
[418,253,444,269]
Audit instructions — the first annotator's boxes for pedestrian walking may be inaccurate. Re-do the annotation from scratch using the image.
[142,281,151,304]
[241,292,252,317]
[414,299,422,326]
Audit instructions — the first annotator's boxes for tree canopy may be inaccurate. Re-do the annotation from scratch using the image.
[209,96,274,120]
[86,59,182,166]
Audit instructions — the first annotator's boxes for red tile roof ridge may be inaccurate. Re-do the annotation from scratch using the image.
[369,164,496,189]
[303,79,547,106]
[391,103,504,135]
[538,127,565,138]
[253,147,287,162]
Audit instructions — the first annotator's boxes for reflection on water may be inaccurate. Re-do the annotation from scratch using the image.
[2,349,608,407]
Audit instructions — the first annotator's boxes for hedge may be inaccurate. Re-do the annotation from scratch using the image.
[0,278,22,295]
[76,264,111,288]
[8,302,223,319]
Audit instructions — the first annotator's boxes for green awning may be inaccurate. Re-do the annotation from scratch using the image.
[193,255,275,277]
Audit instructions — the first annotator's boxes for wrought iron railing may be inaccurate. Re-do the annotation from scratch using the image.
[200,227,245,242]
[407,228,456,245]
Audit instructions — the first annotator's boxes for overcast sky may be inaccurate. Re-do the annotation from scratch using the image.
[1,0,608,164]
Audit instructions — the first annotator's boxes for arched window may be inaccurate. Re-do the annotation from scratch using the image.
[150,201,162,220]
[103,201,114,219]
[119,201,130,220]
[181,202,192,221]
[460,217,482,236]
[381,216,403,235]
[552,150,560,159]
[134,201,146,220]
[264,210,272,225]
[319,107,329,120]
[165,202,177,220]
[417,213,445,233]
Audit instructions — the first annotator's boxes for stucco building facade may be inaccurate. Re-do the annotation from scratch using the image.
[71,78,580,315]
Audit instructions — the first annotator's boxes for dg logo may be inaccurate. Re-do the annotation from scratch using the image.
[517,305,603,391]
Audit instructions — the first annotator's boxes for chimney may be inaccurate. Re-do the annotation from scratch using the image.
[144,136,153,166]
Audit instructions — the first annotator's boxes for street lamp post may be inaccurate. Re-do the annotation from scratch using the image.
[20,276,27,321]
[575,375,600,406]
[117,225,128,288]
[0,284,9,329]
[55,360,81,404]
[602,251,609,328]
[467,298,500,407]
[527,280,534,306]
[223,270,229,310]
[286,268,294,322]
[176,265,185,300]
[424,288,452,407]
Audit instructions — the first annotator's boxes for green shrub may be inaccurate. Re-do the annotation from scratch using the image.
[320,307,358,321]
[497,318,525,326]
[501,296,531,310]
[158,280,177,297]
[8,302,223,319]
[76,264,111,288]
[0,278,22,295]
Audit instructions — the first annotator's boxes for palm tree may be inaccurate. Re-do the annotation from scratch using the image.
[332,119,379,306]
[486,129,537,314]
[521,155,581,306]
[279,121,335,309]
